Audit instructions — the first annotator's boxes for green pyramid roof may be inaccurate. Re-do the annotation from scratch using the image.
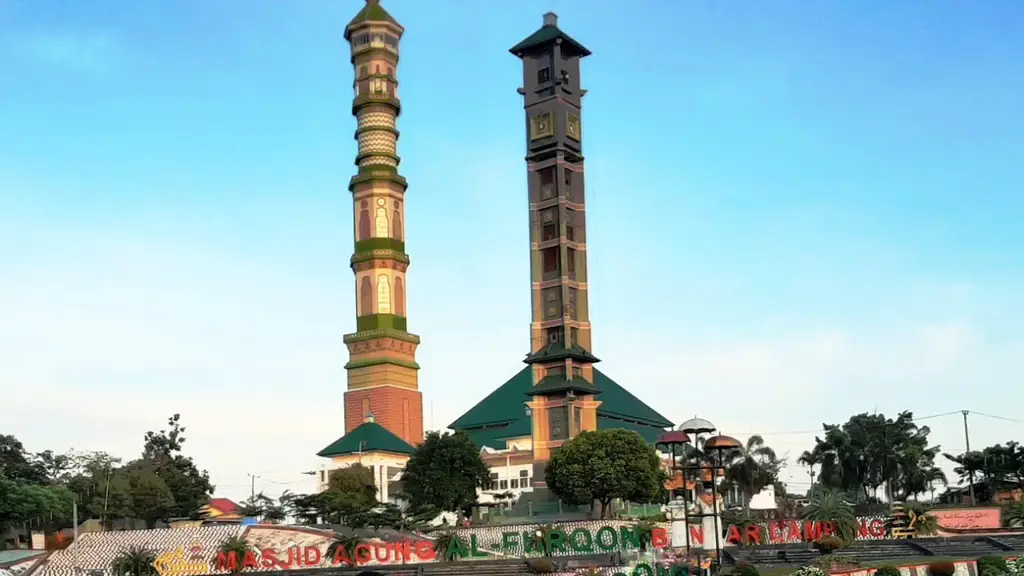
[345,0,400,40]
[509,20,590,58]
[449,366,672,449]
[317,421,414,457]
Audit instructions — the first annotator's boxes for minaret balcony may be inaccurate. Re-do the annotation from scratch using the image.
[352,93,401,115]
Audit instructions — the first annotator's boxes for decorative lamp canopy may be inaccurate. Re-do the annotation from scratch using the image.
[656,430,691,446]
[678,417,716,435]
[702,435,742,451]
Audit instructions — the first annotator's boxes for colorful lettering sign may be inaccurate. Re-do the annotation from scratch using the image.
[931,507,1001,532]
[685,517,888,546]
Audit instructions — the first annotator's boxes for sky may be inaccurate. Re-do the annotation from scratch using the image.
[1,0,1023,504]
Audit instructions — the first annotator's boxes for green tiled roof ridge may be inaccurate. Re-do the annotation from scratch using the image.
[317,421,414,457]
[449,366,673,434]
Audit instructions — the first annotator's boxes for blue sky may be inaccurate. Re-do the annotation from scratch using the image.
[1,0,1022,502]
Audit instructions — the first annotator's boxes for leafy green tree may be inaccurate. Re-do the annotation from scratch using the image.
[811,411,943,501]
[323,465,377,521]
[126,464,174,528]
[33,450,77,483]
[401,431,490,515]
[0,435,47,484]
[545,429,666,518]
[139,414,214,519]
[66,452,133,526]
[0,476,75,532]
[944,441,1024,503]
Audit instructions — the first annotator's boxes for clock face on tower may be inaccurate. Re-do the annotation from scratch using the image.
[567,114,581,141]
[530,112,554,140]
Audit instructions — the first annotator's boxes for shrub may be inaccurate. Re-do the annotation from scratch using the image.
[813,535,843,553]
[792,567,827,576]
[978,557,1009,576]
[928,561,957,576]
[873,565,902,576]
[734,564,760,576]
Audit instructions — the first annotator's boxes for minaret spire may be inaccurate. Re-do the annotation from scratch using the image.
[341,1,422,446]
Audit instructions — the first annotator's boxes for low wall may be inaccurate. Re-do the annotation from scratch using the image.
[831,560,979,576]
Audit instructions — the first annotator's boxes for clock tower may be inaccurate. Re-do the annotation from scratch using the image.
[511,13,600,486]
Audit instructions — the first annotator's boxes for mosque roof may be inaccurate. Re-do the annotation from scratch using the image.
[449,366,672,449]
[317,421,414,457]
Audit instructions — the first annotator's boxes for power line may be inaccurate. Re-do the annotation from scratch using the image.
[970,410,1024,424]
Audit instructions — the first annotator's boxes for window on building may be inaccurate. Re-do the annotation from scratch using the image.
[546,326,564,343]
[541,207,557,239]
[537,67,550,84]
[542,247,559,275]
[570,327,579,345]
[566,248,576,277]
[319,470,326,483]
[573,366,582,378]
[500,479,508,489]
[376,274,392,314]
[568,287,578,319]
[511,479,519,489]
[539,166,556,199]
[566,209,575,241]
[359,66,368,77]
[394,277,405,317]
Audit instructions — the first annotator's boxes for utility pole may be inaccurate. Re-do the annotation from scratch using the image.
[962,410,976,505]
[248,474,259,501]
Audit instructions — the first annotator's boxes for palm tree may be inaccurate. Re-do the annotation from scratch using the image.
[111,546,157,576]
[1004,501,1024,528]
[325,532,363,567]
[724,435,781,511]
[431,531,467,562]
[800,488,857,545]
[798,450,821,486]
[632,520,656,551]
[217,536,253,574]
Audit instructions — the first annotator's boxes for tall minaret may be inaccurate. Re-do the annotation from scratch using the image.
[341,0,423,446]
[512,14,601,478]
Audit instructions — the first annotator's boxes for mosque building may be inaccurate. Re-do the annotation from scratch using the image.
[315,0,672,505]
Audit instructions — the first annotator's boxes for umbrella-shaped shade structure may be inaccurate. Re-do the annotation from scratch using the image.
[678,417,716,435]
[702,435,742,451]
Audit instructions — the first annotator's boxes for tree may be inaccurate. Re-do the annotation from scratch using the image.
[217,536,254,574]
[545,429,666,518]
[0,476,75,532]
[137,414,214,519]
[33,450,77,484]
[401,431,490,515]
[318,465,378,524]
[66,452,132,526]
[944,441,1024,503]
[723,435,782,511]
[126,464,174,528]
[800,487,856,544]
[0,435,47,484]
[811,411,943,501]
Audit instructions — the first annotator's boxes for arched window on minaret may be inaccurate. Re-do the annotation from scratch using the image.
[360,277,373,315]
[359,200,371,240]
[394,277,405,316]
[376,274,392,314]
[374,204,389,238]
[392,204,403,241]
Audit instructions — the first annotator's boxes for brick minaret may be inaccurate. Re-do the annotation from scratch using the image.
[342,0,423,446]
[512,13,601,481]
